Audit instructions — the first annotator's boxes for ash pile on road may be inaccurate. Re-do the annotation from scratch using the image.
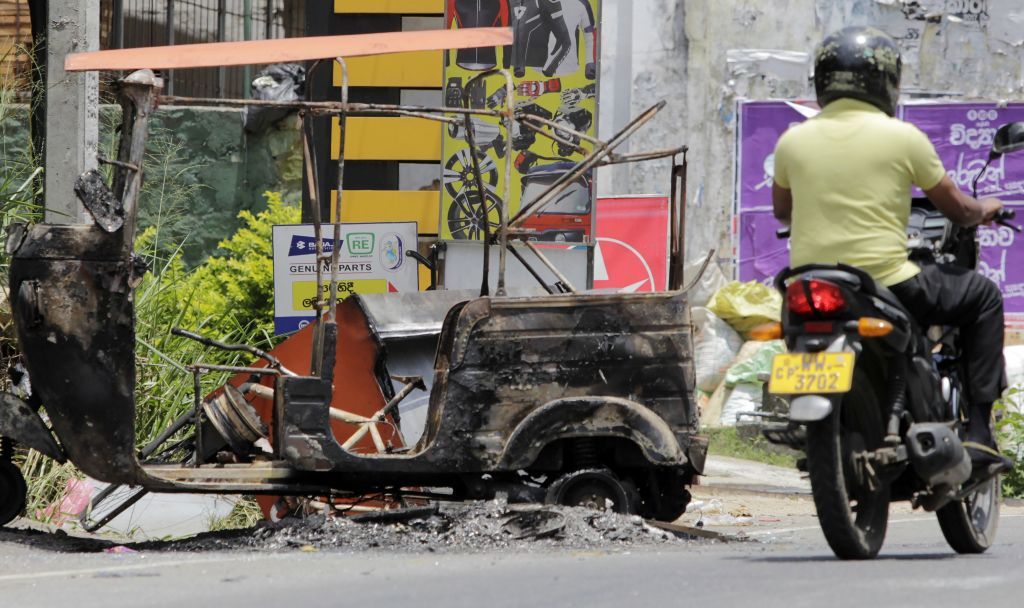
[171,501,690,553]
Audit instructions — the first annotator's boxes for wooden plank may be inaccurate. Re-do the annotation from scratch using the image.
[331,190,440,234]
[334,51,443,88]
[332,117,442,162]
[334,0,444,14]
[66,27,511,71]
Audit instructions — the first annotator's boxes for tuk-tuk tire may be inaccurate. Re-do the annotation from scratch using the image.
[0,459,27,527]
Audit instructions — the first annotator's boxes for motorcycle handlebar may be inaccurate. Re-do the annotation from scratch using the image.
[995,208,1022,233]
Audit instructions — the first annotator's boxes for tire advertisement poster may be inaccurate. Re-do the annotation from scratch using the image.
[272,222,419,335]
[441,0,600,244]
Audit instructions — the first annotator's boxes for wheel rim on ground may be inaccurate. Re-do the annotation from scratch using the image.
[545,468,634,514]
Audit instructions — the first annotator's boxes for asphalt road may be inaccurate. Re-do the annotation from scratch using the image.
[3,496,1023,608]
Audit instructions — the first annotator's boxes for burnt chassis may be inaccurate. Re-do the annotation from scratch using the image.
[1,66,706,519]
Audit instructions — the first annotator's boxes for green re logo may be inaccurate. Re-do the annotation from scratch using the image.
[347,233,375,256]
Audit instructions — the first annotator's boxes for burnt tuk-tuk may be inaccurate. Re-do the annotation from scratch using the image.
[0,28,706,526]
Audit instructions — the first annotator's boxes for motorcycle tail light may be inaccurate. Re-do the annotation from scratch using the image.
[786,279,847,316]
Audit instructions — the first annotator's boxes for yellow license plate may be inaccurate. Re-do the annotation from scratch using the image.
[768,352,855,395]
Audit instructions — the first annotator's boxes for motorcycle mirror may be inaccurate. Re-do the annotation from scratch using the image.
[991,122,1024,157]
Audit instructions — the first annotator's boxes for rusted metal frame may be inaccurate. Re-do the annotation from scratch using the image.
[515,113,605,156]
[505,244,556,295]
[192,370,203,469]
[157,95,504,120]
[187,364,283,376]
[111,71,162,252]
[299,109,328,376]
[597,146,688,166]
[515,117,589,157]
[98,156,140,172]
[463,110,491,296]
[523,240,578,293]
[668,149,689,291]
[325,58,349,327]
[509,101,666,228]
[463,69,516,296]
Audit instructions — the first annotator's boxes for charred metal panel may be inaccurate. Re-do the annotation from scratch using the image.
[9,226,144,484]
[0,393,65,463]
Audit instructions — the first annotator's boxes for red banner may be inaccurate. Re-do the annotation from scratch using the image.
[593,196,670,293]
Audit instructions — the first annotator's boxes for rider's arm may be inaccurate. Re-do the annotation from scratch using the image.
[923,176,1002,227]
[907,125,1002,226]
[772,183,793,226]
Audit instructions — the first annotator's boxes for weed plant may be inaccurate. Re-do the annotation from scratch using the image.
[997,385,1024,498]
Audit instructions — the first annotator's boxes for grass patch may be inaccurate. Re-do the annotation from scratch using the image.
[705,426,799,469]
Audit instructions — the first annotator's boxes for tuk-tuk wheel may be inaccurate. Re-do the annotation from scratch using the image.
[545,468,637,514]
[0,459,27,527]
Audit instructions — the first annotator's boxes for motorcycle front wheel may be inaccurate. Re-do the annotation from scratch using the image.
[805,370,890,560]
[936,463,1001,554]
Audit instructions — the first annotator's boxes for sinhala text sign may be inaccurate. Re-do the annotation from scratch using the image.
[272,222,419,334]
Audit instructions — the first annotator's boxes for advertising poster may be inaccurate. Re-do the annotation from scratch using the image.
[441,0,600,244]
[272,223,419,334]
[903,103,1024,318]
[592,196,669,293]
[735,101,812,282]
[735,99,1024,319]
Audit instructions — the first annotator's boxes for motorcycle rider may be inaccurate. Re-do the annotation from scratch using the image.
[771,26,1013,479]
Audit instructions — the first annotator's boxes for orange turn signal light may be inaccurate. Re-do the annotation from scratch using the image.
[857,317,894,337]
[749,322,783,341]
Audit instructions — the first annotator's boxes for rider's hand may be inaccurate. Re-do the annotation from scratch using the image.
[979,198,1003,225]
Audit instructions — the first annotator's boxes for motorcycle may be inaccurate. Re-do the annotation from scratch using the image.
[762,122,1024,559]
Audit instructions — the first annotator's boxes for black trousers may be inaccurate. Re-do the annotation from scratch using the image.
[888,264,1007,408]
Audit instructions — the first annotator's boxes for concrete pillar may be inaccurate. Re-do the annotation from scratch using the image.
[44,0,100,224]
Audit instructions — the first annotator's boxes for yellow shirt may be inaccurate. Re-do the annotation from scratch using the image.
[773,98,947,286]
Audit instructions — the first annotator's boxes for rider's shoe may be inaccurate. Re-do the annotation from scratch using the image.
[964,441,1014,483]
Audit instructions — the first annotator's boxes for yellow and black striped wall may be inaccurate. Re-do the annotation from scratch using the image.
[307,1,448,289]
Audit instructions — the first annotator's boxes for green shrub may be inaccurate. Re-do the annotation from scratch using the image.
[996,386,1024,498]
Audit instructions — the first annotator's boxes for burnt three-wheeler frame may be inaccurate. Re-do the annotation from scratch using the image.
[0,28,707,524]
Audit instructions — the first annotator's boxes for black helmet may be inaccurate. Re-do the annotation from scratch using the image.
[814,26,902,116]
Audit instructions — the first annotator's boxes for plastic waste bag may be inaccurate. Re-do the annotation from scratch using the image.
[244,63,307,133]
[724,340,786,388]
[683,254,728,308]
[720,383,762,426]
[707,280,783,334]
[692,307,743,393]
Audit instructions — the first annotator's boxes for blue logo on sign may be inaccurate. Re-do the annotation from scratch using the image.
[289,236,342,257]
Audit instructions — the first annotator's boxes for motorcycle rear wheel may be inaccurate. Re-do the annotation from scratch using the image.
[805,372,890,560]
[936,464,1001,553]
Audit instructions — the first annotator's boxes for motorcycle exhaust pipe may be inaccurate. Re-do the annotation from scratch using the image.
[905,423,971,510]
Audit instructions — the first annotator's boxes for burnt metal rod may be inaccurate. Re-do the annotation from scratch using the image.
[465,68,517,296]
[157,95,504,119]
[378,380,425,419]
[463,112,491,297]
[301,112,327,376]
[187,364,283,376]
[192,370,203,469]
[516,113,606,149]
[598,146,689,166]
[523,240,577,293]
[516,117,590,158]
[506,243,556,294]
[326,57,349,326]
[510,101,666,228]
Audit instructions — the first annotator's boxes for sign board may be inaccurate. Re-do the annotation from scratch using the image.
[272,222,419,334]
[593,196,669,293]
[440,0,600,244]
[735,100,1024,320]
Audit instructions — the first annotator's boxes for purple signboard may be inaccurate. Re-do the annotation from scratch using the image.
[977,203,1024,324]
[736,102,813,212]
[735,100,1024,319]
[737,210,788,285]
[902,103,1024,200]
